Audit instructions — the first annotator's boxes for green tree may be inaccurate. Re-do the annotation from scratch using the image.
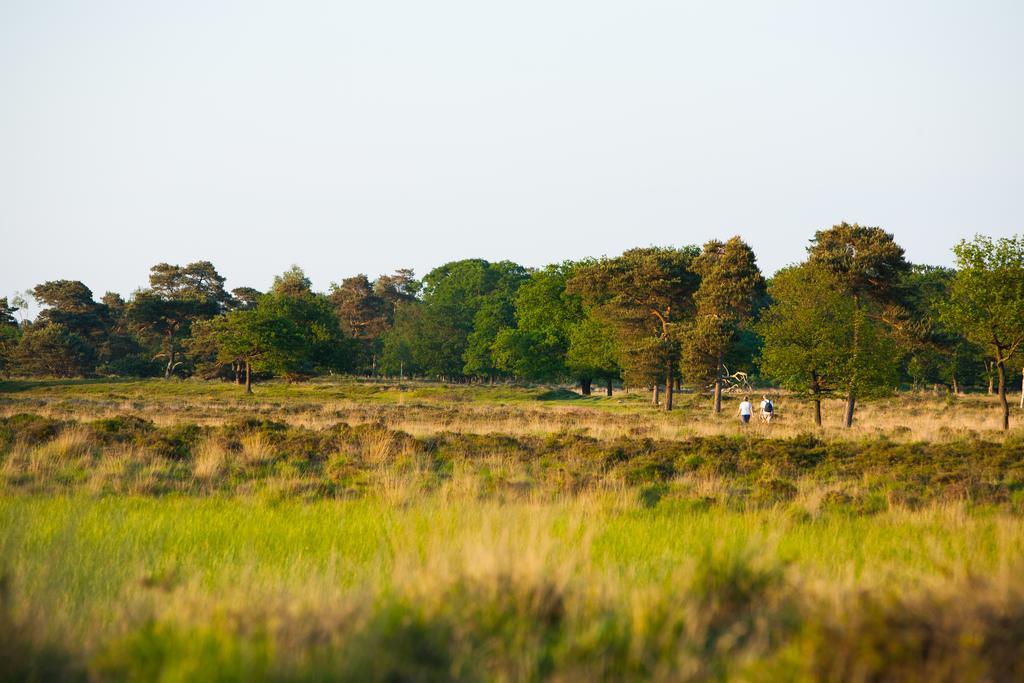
[30,280,112,373]
[897,265,985,393]
[194,279,354,392]
[96,291,158,377]
[12,322,96,377]
[378,301,426,378]
[330,269,418,376]
[808,223,909,426]
[329,275,389,374]
[373,269,420,306]
[127,261,229,379]
[682,237,765,413]
[380,260,526,380]
[0,299,17,328]
[758,264,897,426]
[459,262,528,379]
[492,263,619,393]
[940,235,1024,430]
[566,317,620,395]
[0,298,21,377]
[569,247,700,410]
[32,281,110,338]
[463,294,517,381]
[229,287,263,310]
[271,266,313,298]
[491,266,573,383]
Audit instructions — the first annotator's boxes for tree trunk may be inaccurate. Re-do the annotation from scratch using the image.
[844,296,861,428]
[164,346,175,380]
[712,352,723,413]
[997,360,1009,430]
[606,378,613,397]
[987,362,995,395]
[245,361,252,395]
[580,378,592,396]
[843,391,856,428]
[664,362,673,412]
[952,374,960,396]
[652,383,660,406]
[1019,368,1023,410]
[811,373,822,427]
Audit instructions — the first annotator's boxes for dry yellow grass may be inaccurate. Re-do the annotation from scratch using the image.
[25,427,92,475]
[192,439,229,480]
[358,428,399,465]
[5,379,1024,681]
[3,383,1020,446]
[239,432,274,465]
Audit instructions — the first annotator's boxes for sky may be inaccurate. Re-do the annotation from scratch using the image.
[2,1,1022,311]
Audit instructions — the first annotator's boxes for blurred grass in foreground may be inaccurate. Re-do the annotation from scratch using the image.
[2,496,1023,682]
[3,379,1024,680]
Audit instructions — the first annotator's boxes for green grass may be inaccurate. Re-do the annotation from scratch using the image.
[4,496,1014,608]
[0,377,634,406]
[2,496,1023,681]
[4,380,1024,680]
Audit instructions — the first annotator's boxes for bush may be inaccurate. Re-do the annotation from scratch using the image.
[803,589,1024,682]
[5,413,1024,508]
[89,415,156,445]
[152,424,205,460]
[98,353,163,378]
[754,477,799,505]
[0,414,66,449]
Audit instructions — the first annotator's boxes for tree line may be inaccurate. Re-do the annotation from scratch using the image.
[2,224,1023,428]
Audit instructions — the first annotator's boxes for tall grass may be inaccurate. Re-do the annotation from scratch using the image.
[1,496,1023,680]
[3,379,1024,679]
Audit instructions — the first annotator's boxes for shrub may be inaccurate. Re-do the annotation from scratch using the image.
[0,414,66,449]
[89,415,156,445]
[152,424,205,460]
[754,477,799,505]
[803,588,1024,683]
[638,483,668,508]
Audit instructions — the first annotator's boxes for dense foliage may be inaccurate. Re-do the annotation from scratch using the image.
[4,229,1022,426]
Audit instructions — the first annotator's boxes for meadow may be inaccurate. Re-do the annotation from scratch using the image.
[3,378,1024,681]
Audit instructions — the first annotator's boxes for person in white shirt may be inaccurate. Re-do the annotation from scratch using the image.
[738,396,753,424]
[759,395,774,423]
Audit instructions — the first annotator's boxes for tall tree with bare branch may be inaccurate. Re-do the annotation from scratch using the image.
[682,237,765,413]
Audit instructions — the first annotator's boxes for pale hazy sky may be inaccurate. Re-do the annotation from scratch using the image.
[2,1,1022,307]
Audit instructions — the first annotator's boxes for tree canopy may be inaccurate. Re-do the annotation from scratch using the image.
[569,246,700,409]
[681,237,765,412]
[2,230,1016,425]
[759,263,899,426]
[807,224,908,426]
[192,273,355,391]
[940,235,1024,429]
[127,261,230,379]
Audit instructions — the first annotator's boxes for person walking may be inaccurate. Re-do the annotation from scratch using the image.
[738,396,753,424]
[759,395,774,423]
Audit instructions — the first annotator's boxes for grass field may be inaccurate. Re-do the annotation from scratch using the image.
[3,378,1024,681]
